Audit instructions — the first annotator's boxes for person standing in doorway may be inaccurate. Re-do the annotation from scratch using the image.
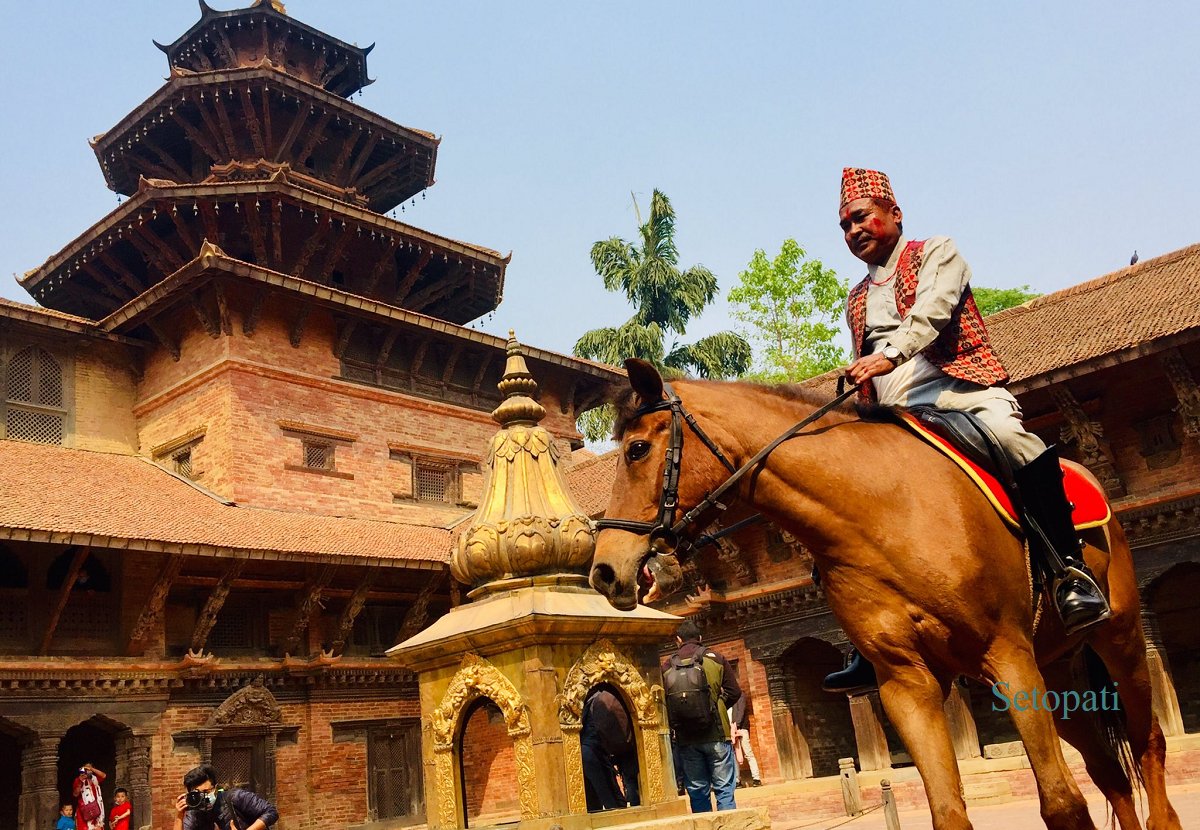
[108,789,131,830]
[72,763,106,830]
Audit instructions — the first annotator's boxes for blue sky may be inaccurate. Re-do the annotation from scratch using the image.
[2,1,1198,360]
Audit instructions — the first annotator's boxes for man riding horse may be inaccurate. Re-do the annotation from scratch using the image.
[824,167,1110,693]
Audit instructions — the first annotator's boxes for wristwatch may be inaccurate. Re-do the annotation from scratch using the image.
[882,345,903,364]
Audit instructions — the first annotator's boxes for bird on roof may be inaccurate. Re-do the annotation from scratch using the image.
[1130,250,1139,266]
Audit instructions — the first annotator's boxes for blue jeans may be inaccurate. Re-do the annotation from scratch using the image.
[677,741,737,812]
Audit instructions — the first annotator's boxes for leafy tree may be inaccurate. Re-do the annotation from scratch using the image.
[972,284,1040,317]
[728,239,849,383]
[574,190,750,441]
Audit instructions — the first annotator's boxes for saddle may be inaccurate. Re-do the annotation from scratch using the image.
[892,406,1110,531]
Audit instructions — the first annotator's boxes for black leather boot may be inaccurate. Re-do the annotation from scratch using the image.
[822,648,878,694]
[1014,447,1112,636]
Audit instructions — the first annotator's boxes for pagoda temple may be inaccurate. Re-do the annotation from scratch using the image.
[0,3,620,830]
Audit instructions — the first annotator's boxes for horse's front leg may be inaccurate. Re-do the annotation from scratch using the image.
[987,642,1096,830]
[875,664,973,830]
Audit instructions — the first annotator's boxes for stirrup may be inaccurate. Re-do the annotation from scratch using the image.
[1052,565,1112,637]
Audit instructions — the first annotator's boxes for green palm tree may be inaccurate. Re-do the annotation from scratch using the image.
[574,190,750,441]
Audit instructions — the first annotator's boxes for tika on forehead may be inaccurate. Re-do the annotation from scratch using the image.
[840,167,896,209]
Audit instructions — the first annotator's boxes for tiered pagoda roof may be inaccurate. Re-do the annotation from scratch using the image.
[24,1,506,326]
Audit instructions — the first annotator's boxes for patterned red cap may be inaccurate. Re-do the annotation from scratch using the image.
[840,168,896,209]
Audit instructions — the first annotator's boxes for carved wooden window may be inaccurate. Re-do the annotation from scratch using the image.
[303,439,334,471]
[207,603,267,655]
[173,448,195,479]
[3,346,67,445]
[367,722,425,823]
[414,462,451,502]
[350,605,405,657]
[212,737,267,794]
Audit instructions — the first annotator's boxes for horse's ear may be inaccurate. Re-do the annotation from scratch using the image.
[624,358,664,405]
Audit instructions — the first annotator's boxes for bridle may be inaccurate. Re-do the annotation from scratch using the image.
[594,378,861,559]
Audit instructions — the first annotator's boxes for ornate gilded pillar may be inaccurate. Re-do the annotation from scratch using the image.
[390,334,767,829]
[1141,608,1185,737]
[20,738,59,830]
[848,693,891,772]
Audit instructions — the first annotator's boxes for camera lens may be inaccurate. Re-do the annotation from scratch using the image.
[185,791,205,809]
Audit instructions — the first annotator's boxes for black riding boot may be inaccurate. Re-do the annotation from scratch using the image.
[822,648,878,694]
[1014,446,1112,636]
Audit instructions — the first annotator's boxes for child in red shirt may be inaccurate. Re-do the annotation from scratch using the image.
[108,790,131,830]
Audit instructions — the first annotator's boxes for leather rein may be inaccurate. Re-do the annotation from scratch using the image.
[594,378,862,559]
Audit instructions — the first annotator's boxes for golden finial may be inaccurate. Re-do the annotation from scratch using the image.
[491,331,546,427]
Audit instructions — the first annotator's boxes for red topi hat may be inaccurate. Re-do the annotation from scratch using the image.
[840,167,896,209]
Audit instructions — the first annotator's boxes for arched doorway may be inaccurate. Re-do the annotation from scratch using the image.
[57,720,118,820]
[778,638,858,778]
[581,682,639,811]
[1149,562,1200,733]
[459,697,520,827]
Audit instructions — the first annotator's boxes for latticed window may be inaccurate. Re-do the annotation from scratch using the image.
[4,346,67,445]
[414,463,451,502]
[368,723,424,822]
[173,448,194,479]
[303,440,333,470]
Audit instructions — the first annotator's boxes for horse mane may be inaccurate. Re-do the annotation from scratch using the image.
[611,379,872,440]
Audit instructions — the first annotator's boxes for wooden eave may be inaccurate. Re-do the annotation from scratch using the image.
[1006,329,1200,396]
[154,1,372,96]
[0,299,143,346]
[22,177,506,295]
[91,66,437,204]
[100,249,624,388]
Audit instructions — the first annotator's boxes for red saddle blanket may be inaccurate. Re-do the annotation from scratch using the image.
[896,411,1111,531]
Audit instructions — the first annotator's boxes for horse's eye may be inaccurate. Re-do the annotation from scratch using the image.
[626,440,651,462]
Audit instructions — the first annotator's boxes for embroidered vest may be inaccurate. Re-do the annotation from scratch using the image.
[846,239,1009,404]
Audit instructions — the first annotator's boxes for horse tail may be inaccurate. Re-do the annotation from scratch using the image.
[1081,644,1144,793]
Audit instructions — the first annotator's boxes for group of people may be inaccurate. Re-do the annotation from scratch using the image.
[56,764,130,830]
[58,765,279,830]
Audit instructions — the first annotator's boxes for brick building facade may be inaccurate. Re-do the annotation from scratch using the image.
[0,4,618,829]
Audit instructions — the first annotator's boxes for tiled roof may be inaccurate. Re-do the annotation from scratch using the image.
[0,296,96,325]
[986,243,1200,386]
[564,450,619,518]
[0,440,450,567]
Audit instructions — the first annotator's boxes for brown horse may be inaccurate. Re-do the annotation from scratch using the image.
[589,359,1181,830]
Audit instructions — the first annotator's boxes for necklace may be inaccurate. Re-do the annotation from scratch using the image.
[869,268,895,286]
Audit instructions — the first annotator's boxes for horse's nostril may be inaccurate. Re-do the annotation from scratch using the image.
[591,563,616,592]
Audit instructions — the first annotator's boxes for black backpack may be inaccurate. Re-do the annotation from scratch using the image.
[663,652,717,730]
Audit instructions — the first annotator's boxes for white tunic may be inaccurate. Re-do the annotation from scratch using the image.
[863,235,1045,466]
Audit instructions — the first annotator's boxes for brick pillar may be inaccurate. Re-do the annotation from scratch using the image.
[944,682,981,759]
[115,733,153,830]
[848,693,890,772]
[20,738,59,830]
[764,661,812,779]
[1142,608,1185,737]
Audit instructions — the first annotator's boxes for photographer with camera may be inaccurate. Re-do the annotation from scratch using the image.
[172,765,278,830]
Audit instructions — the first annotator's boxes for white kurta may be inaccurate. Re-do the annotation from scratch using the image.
[864,236,1045,466]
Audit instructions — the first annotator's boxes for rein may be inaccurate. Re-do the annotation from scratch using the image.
[594,377,861,557]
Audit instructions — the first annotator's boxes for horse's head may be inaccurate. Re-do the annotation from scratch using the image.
[589,359,736,610]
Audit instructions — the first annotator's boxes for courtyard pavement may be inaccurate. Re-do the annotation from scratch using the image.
[773,784,1200,830]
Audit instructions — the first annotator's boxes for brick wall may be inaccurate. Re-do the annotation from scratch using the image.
[150,693,420,830]
[461,700,520,825]
[72,340,138,453]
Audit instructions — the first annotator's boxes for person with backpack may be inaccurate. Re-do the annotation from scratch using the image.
[662,620,742,813]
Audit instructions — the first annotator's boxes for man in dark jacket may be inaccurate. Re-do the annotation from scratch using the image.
[173,765,278,830]
[663,620,741,812]
[581,687,639,810]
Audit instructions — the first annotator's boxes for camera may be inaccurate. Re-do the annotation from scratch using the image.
[185,790,218,810]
